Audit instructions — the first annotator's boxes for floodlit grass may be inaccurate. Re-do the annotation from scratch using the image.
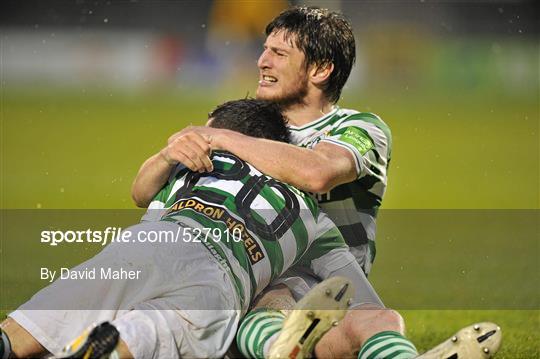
[403,310,540,358]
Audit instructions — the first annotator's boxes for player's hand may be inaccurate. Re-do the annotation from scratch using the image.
[167,130,183,144]
[160,129,213,172]
[174,125,229,148]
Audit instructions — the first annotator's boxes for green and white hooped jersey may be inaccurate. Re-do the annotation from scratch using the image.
[145,151,348,311]
[289,107,392,274]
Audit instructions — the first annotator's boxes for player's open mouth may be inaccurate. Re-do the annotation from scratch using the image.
[259,75,278,85]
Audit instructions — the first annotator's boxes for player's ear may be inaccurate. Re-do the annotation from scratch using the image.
[309,62,334,86]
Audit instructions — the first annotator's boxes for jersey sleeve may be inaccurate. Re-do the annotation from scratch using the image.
[140,164,187,222]
[318,112,392,179]
[281,213,384,307]
[140,185,171,222]
[297,211,351,275]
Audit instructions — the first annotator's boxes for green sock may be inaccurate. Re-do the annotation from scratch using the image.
[236,308,286,359]
[358,331,418,359]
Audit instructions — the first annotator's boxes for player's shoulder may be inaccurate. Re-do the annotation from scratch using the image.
[336,108,389,129]
[333,107,392,142]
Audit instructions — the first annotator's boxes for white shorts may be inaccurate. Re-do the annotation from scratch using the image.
[271,260,383,308]
[10,221,242,358]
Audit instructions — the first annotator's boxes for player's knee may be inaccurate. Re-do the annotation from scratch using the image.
[341,307,405,347]
[252,284,295,310]
[375,308,405,334]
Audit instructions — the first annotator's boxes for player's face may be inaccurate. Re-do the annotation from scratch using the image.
[256,31,309,106]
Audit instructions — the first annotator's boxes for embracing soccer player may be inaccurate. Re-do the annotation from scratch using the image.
[131,6,502,359]
[1,99,378,358]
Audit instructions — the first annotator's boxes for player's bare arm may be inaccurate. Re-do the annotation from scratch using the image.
[163,124,358,194]
[132,119,358,202]
[131,130,212,207]
[211,128,358,193]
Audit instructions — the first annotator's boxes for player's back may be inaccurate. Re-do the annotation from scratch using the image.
[145,151,345,309]
[289,107,392,275]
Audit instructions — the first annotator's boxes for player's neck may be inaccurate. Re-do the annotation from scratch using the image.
[284,99,334,127]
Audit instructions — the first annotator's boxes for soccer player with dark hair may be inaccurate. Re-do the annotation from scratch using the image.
[0,99,378,358]
[131,6,501,359]
[208,99,290,143]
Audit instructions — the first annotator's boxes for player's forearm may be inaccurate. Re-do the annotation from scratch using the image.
[131,152,174,207]
[215,131,340,193]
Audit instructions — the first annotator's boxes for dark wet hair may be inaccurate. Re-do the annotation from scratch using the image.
[208,99,290,143]
[266,6,355,103]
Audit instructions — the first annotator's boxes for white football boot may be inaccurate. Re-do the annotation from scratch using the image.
[418,322,502,359]
[268,276,354,359]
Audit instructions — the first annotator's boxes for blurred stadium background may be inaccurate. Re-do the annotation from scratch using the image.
[1,1,538,356]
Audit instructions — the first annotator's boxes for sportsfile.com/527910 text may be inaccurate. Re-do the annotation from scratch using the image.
[40,227,243,247]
